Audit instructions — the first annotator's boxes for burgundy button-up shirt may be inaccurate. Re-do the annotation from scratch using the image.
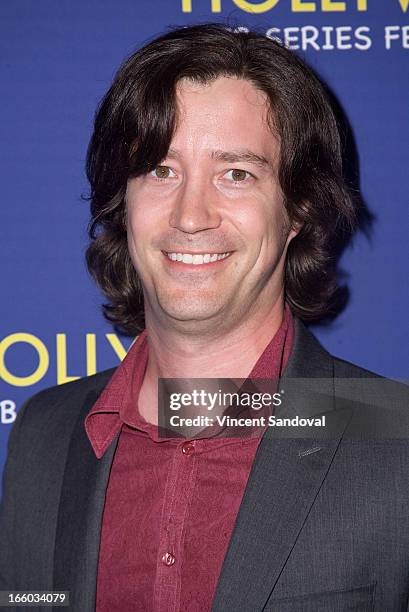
[85,303,294,612]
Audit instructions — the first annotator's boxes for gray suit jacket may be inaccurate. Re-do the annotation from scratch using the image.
[1,318,409,612]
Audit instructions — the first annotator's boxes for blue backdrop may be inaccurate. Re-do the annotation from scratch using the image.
[1,0,408,480]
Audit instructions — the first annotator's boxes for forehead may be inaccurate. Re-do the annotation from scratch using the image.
[172,76,279,161]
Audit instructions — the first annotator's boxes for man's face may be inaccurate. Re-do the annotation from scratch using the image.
[126,76,297,332]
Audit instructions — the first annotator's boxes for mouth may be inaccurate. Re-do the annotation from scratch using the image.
[162,251,233,267]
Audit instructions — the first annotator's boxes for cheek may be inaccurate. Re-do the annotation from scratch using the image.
[126,182,154,231]
[227,196,266,232]
[233,203,283,245]
[126,201,157,248]
[126,209,139,251]
[126,211,149,269]
[248,210,290,265]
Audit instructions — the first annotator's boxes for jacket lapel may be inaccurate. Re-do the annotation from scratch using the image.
[53,390,119,612]
[211,319,353,611]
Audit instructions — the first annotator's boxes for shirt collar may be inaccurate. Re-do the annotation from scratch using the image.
[85,303,294,458]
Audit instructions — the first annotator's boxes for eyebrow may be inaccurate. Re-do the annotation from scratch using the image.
[166,147,274,171]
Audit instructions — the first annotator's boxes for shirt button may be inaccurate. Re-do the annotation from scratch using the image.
[162,552,176,566]
[181,441,195,455]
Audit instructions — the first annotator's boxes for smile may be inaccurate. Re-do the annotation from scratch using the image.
[164,252,232,265]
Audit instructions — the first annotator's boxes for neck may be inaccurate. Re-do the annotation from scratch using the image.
[138,293,286,424]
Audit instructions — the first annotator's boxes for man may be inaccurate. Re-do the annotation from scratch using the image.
[1,23,408,612]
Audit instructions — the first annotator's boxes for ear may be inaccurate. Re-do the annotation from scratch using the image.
[285,221,303,248]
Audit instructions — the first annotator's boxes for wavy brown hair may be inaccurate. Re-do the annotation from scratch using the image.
[85,23,357,335]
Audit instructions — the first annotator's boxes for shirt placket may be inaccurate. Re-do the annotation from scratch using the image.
[153,439,198,612]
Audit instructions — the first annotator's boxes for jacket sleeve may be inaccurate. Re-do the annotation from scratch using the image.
[0,399,30,590]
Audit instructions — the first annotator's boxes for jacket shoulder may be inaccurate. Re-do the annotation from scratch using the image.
[292,319,408,421]
[27,367,117,408]
[332,354,408,399]
[14,368,117,438]
[330,356,409,436]
[332,355,382,378]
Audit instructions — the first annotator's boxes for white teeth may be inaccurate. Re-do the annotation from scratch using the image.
[166,252,231,265]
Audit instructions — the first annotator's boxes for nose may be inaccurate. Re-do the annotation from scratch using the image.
[168,175,222,234]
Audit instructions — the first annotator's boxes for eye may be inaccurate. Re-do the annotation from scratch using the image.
[150,165,176,180]
[224,169,253,182]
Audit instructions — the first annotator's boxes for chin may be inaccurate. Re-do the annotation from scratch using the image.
[158,295,225,323]
[163,305,221,322]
